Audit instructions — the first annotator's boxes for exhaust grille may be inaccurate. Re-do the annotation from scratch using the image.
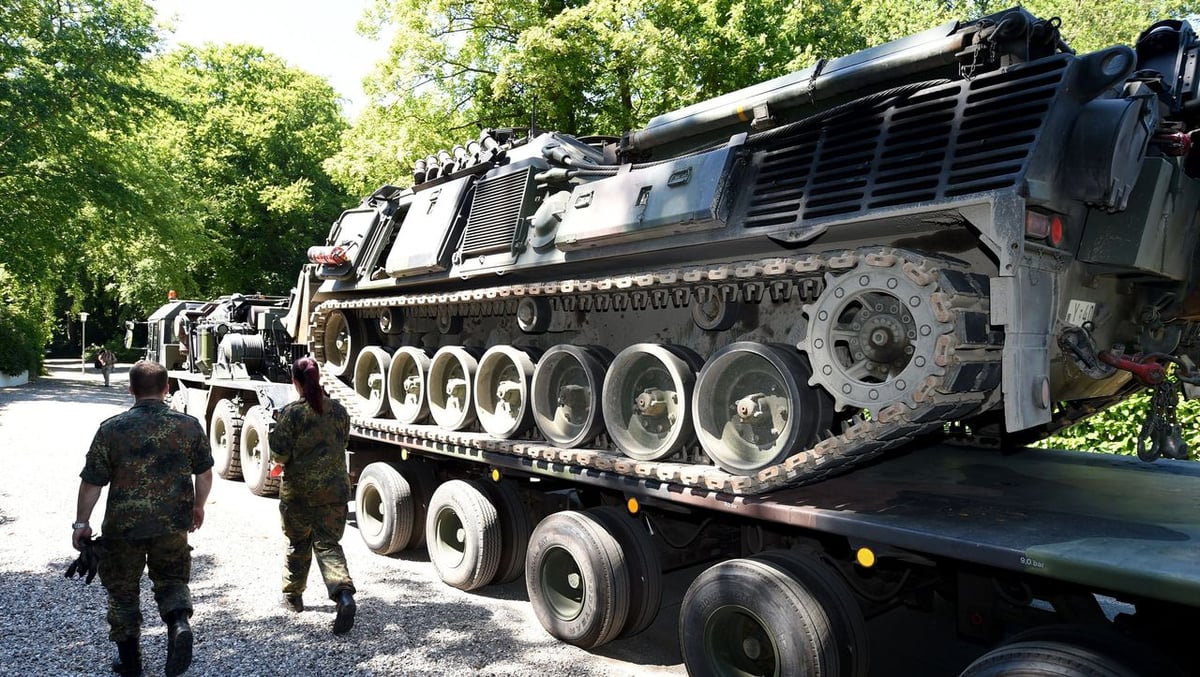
[461,167,535,258]
[738,56,1070,227]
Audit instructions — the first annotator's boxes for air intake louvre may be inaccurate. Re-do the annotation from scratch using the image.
[461,167,535,258]
[739,56,1070,227]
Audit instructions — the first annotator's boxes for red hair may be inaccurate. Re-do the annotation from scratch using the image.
[292,356,325,414]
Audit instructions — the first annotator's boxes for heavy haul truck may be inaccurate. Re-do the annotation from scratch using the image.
[144,8,1200,674]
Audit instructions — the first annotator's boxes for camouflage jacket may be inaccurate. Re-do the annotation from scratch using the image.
[269,395,350,506]
[80,399,213,539]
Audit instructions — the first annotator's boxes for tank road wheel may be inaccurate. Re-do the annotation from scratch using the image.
[239,405,279,497]
[428,347,481,431]
[425,479,501,591]
[321,310,362,379]
[588,506,663,639]
[480,480,532,584]
[353,346,393,419]
[531,345,612,448]
[800,256,948,414]
[387,347,433,424]
[602,344,704,461]
[754,550,870,677]
[209,398,243,480]
[693,343,834,474]
[680,558,840,677]
[526,511,629,649]
[355,462,419,555]
[475,346,540,439]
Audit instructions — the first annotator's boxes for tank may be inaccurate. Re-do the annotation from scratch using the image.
[304,7,1200,495]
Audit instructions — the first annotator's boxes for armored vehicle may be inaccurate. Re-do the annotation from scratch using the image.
[307,7,1200,496]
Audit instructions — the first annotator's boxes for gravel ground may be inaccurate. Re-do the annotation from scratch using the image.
[0,361,689,677]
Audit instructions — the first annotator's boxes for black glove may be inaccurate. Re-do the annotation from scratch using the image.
[65,536,105,584]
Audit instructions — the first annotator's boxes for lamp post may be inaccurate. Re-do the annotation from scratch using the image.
[80,312,89,373]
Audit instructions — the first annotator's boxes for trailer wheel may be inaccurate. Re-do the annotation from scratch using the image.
[209,398,243,480]
[239,405,279,497]
[480,480,531,585]
[753,550,869,677]
[425,479,500,591]
[959,640,1141,677]
[525,511,629,649]
[680,558,839,677]
[989,625,1188,677]
[588,506,662,639]
[355,463,416,555]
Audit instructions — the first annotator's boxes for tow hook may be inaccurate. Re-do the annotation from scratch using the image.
[1097,351,1166,386]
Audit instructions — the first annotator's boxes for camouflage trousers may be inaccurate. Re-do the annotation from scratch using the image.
[280,501,355,600]
[98,531,193,641]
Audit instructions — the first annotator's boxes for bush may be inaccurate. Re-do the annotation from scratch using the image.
[0,305,43,377]
[1039,388,1200,461]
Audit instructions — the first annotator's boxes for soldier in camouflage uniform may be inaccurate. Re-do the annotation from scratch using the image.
[269,355,357,634]
[73,360,214,677]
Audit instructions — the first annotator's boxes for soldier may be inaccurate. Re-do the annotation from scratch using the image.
[72,360,213,677]
[98,346,116,387]
[269,355,357,634]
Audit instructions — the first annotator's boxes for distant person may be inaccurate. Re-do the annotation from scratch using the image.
[98,347,116,387]
[72,360,214,676]
[269,356,357,634]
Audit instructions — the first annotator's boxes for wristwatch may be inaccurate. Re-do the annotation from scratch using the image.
[71,521,89,530]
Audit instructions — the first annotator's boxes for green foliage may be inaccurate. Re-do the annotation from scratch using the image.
[1040,389,1200,460]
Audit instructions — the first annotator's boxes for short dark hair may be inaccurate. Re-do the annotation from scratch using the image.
[129,360,168,398]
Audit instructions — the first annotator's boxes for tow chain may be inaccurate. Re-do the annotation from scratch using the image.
[1100,350,1197,462]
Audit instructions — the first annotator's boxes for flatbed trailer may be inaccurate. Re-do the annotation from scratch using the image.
[342,406,1200,676]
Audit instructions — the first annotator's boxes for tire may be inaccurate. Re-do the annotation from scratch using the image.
[588,506,662,639]
[169,387,189,413]
[480,480,531,585]
[355,463,416,555]
[525,511,630,649]
[425,479,501,591]
[239,405,279,497]
[209,399,243,481]
[753,549,870,677]
[959,640,1142,677]
[992,625,1187,677]
[680,558,840,677]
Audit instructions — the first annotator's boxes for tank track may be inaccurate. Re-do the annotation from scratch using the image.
[310,247,1000,496]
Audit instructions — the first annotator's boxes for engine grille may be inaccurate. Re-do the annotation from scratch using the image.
[461,167,535,258]
[739,56,1070,227]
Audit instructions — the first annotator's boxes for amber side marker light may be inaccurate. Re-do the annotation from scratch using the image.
[626,497,640,515]
[491,468,501,482]
[856,547,877,568]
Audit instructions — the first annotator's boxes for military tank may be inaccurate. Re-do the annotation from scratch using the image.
[304,7,1200,495]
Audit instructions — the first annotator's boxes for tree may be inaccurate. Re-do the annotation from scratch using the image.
[148,45,352,296]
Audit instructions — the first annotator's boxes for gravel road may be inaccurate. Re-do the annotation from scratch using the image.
[0,361,689,676]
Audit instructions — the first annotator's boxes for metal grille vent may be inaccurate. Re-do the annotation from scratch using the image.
[739,56,1070,228]
[461,167,535,258]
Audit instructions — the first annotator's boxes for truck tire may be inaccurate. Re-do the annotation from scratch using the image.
[425,479,500,591]
[355,462,416,555]
[480,480,531,585]
[239,405,279,497]
[209,399,243,481]
[525,511,630,649]
[680,558,839,677]
[958,640,1141,677]
[753,549,869,677]
[588,506,662,639]
[991,625,1187,677]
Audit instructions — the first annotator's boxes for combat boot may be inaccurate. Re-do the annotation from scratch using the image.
[332,589,356,635]
[111,637,142,676]
[164,609,193,677]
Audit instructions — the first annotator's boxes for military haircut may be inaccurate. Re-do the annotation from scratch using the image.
[128,360,168,398]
